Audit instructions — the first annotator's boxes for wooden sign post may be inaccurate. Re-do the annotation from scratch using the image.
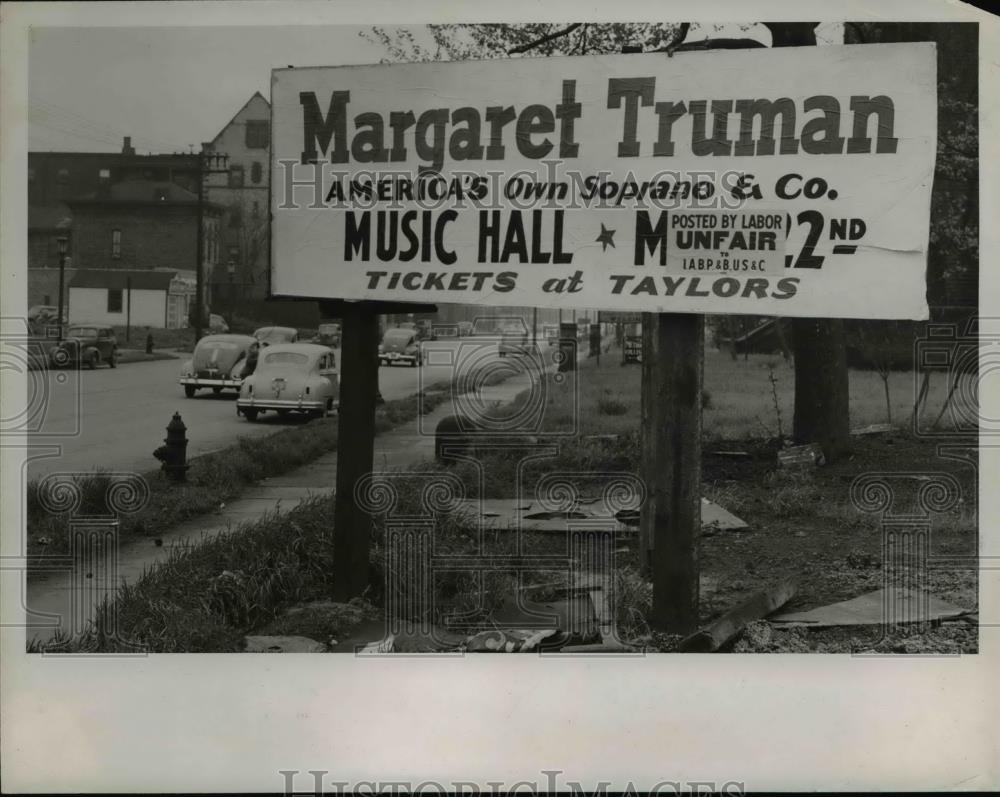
[319,299,435,600]
[640,312,703,634]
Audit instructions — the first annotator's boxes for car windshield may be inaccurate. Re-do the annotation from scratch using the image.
[383,330,414,344]
[256,328,296,343]
[319,324,338,334]
[263,351,309,366]
[67,327,97,338]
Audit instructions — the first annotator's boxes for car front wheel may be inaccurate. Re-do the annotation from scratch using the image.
[87,352,99,370]
[108,349,117,368]
[184,385,196,398]
[243,408,259,422]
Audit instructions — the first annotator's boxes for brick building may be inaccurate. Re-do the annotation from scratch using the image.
[28,138,201,269]
[27,138,213,317]
[66,179,221,274]
[203,92,271,305]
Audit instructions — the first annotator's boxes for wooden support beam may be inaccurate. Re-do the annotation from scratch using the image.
[641,312,704,634]
[331,302,380,600]
[677,579,797,652]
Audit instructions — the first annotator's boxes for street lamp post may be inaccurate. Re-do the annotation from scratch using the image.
[56,235,68,341]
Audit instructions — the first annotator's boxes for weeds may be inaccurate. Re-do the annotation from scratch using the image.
[597,396,629,416]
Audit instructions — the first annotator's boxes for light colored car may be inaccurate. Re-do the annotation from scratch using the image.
[237,343,339,422]
[379,327,422,367]
[179,334,257,398]
[498,326,529,357]
[253,325,299,346]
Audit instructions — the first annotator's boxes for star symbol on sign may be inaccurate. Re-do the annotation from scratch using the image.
[596,223,616,251]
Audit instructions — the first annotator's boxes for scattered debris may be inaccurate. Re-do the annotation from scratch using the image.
[770,588,970,628]
[460,497,747,533]
[244,635,326,653]
[466,628,562,652]
[851,423,893,436]
[732,620,812,653]
[778,443,825,468]
[678,579,797,652]
[493,593,599,645]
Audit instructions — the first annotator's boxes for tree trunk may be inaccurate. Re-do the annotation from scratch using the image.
[792,318,851,457]
[766,22,852,461]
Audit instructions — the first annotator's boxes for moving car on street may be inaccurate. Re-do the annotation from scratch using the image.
[49,325,118,369]
[498,325,530,357]
[313,322,342,347]
[379,327,423,367]
[236,343,339,422]
[179,333,257,398]
[253,326,299,346]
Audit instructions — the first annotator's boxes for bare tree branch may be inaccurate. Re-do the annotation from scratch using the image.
[507,23,581,54]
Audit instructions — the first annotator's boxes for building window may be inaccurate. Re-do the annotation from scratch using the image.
[252,200,260,219]
[43,294,51,305]
[228,204,242,228]
[107,289,123,313]
[99,168,111,180]
[251,161,263,184]
[111,229,121,259]
[57,168,70,184]
[245,120,269,149]
[28,168,36,182]
[229,165,245,188]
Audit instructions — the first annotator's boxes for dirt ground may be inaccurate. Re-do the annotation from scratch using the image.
[639,431,979,652]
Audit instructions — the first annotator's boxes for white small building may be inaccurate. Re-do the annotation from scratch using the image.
[68,269,194,329]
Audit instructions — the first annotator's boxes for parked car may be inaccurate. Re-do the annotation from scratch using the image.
[457,321,473,337]
[208,313,229,334]
[236,343,339,422]
[379,327,423,367]
[498,326,530,357]
[49,325,118,369]
[253,326,299,346]
[416,319,436,341]
[314,322,342,347]
[179,333,257,398]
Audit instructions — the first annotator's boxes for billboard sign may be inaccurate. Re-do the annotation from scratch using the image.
[271,43,935,319]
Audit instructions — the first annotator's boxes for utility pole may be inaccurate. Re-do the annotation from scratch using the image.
[195,147,229,343]
[55,235,69,342]
[195,154,204,343]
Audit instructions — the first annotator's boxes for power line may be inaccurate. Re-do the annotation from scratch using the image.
[29,98,191,153]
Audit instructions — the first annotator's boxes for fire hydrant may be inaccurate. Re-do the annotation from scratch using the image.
[153,412,189,481]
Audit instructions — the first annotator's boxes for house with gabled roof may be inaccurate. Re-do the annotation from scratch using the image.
[202,91,271,305]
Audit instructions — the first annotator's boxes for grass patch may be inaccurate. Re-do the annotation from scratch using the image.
[37,500,338,652]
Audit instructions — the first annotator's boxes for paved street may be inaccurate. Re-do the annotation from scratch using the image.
[27,337,540,479]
